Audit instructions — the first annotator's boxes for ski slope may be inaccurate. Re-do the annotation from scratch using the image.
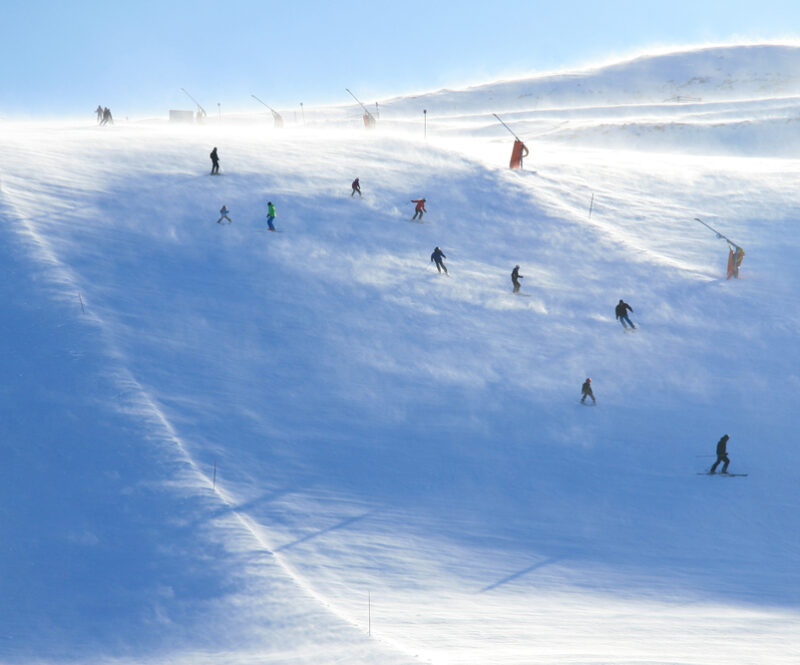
[1,44,799,665]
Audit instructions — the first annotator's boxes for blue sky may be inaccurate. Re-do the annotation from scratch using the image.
[1,0,798,118]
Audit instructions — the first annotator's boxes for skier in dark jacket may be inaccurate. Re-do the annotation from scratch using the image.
[511,265,523,293]
[615,299,636,330]
[580,378,596,404]
[351,178,361,197]
[431,246,447,274]
[210,147,220,175]
[709,434,731,474]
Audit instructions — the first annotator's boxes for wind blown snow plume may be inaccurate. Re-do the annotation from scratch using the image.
[1,44,799,665]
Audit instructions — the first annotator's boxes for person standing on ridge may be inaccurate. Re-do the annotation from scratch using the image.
[709,434,731,474]
[217,205,232,224]
[210,147,220,175]
[431,246,447,274]
[615,299,636,330]
[266,201,277,231]
[95,105,103,124]
[580,378,596,405]
[351,178,361,197]
[412,198,427,220]
[511,265,524,293]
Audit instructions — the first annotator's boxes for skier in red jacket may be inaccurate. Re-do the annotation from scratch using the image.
[411,198,426,220]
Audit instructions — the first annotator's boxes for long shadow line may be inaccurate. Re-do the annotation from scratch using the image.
[480,556,561,593]
[275,512,373,552]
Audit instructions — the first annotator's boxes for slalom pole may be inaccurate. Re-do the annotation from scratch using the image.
[212,461,217,489]
[589,193,595,219]
[79,292,85,314]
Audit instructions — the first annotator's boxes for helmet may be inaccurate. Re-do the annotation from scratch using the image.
[586,378,591,382]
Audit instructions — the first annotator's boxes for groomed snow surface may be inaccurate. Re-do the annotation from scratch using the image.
[2,45,799,665]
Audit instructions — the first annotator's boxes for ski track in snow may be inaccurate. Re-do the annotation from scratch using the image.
[0,157,418,665]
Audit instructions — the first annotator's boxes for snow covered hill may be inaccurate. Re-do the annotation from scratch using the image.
[382,43,800,112]
[1,44,799,665]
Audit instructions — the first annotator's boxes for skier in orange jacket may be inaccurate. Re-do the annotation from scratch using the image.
[411,198,426,220]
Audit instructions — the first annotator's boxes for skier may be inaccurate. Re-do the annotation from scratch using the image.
[210,147,220,175]
[95,105,103,124]
[101,107,113,125]
[615,299,636,330]
[511,265,523,293]
[580,378,596,405]
[411,198,426,220]
[351,178,361,197]
[217,205,232,224]
[709,434,731,474]
[430,246,447,274]
[266,201,276,231]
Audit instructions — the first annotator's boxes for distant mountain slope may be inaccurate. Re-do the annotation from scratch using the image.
[381,44,800,115]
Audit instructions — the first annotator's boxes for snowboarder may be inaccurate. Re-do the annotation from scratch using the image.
[580,378,596,405]
[430,246,447,274]
[511,265,523,293]
[210,147,220,175]
[266,201,276,231]
[615,299,636,330]
[217,205,231,224]
[351,178,361,197]
[412,198,426,220]
[95,105,103,124]
[709,434,731,474]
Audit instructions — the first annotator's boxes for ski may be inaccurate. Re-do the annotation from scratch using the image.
[697,472,748,477]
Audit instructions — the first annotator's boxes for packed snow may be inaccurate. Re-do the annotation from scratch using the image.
[1,44,799,665]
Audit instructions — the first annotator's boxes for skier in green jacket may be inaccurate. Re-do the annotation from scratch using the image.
[266,201,276,231]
